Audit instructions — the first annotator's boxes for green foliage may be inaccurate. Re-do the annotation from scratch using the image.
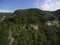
[54,9,60,20]
[0,8,60,45]
[0,23,10,45]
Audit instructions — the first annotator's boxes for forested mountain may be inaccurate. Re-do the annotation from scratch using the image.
[0,8,60,45]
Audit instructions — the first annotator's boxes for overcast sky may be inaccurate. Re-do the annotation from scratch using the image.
[0,0,60,12]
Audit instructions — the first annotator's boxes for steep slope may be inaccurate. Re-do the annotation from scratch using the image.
[0,8,60,45]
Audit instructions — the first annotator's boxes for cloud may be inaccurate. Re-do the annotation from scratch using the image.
[33,0,43,8]
[34,0,60,11]
[0,8,14,12]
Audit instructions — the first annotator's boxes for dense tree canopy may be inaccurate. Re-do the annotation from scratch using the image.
[0,8,60,45]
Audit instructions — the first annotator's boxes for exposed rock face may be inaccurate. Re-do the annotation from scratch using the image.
[45,20,59,26]
[23,24,38,30]
[30,24,38,30]
[0,16,6,22]
[8,28,14,45]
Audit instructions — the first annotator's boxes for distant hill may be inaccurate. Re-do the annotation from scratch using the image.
[0,8,60,45]
[0,13,13,19]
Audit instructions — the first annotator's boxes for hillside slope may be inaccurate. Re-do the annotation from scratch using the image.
[0,8,60,45]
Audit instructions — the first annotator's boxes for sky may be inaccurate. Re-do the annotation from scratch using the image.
[0,0,60,12]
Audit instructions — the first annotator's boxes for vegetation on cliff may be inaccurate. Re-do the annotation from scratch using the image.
[0,8,60,45]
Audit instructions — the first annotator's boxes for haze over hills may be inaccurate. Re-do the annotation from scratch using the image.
[0,8,60,45]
